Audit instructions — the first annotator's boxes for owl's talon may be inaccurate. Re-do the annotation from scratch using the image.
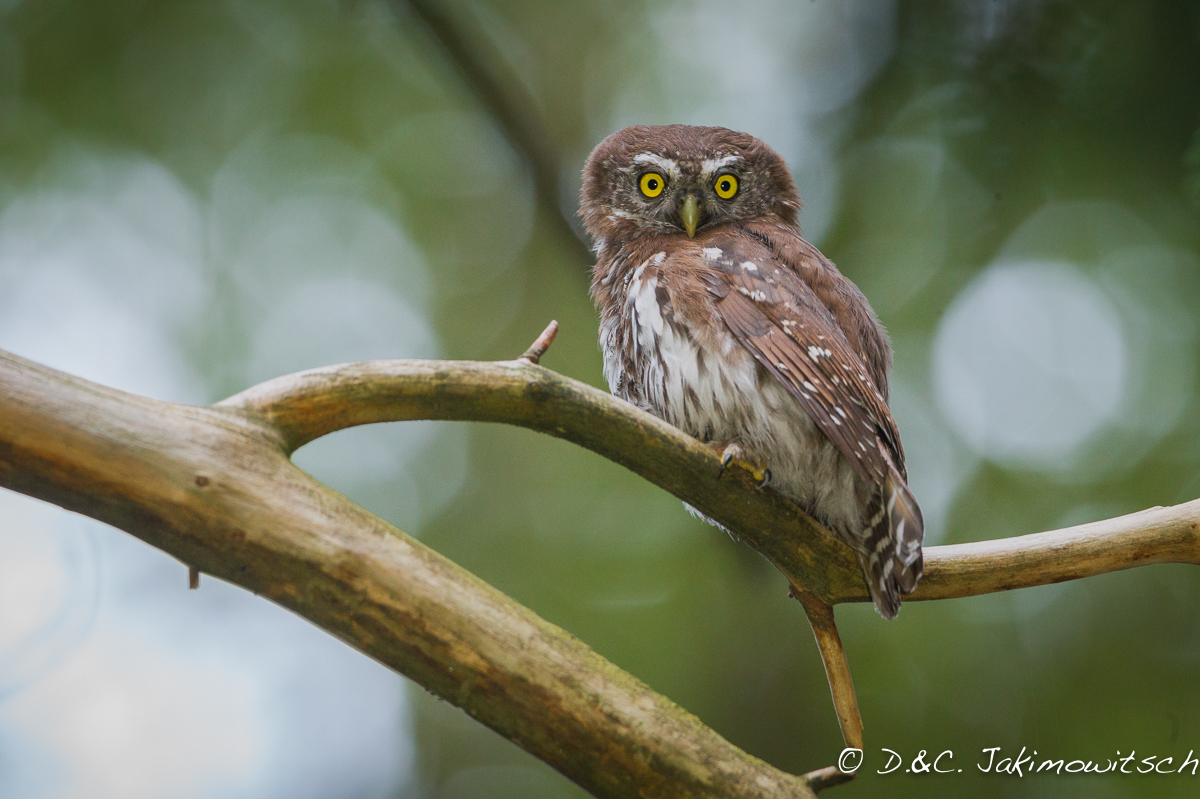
[756,470,772,491]
[717,443,744,478]
[715,443,769,485]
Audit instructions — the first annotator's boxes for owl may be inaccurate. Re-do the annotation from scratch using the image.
[580,124,923,618]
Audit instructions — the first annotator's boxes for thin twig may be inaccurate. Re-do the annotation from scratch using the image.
[801,766,855,793]
[189,566,200,590]
[791,585,863,750]
[518,320,559,364]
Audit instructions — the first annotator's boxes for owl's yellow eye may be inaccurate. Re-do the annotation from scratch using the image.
[714,174,738,200]
[639,172,665,198]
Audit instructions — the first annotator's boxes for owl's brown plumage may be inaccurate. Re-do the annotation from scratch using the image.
[580,124,923,618]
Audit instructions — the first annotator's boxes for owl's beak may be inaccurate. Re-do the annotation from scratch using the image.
[679,194,700,238]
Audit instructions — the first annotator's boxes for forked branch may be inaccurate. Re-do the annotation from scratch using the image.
[0,345,818,799]
[1,325,1198,798]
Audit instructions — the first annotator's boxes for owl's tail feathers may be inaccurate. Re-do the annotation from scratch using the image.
[887,468,925,594]
[859,462,925,620]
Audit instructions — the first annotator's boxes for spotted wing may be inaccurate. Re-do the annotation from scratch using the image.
[700,230,923,617]
[700,236,899,482]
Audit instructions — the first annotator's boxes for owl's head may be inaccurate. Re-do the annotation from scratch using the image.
[579,124,801,245]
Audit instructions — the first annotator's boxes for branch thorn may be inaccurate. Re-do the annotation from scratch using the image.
[802,765,856,793]
[519,320,559,365]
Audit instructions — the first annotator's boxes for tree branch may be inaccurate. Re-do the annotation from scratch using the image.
[212,341,1200,756]
[0,347,817,799]
[2,338,1198,796]
[791,587,861,751]
[216,355,866,597]
[217,354,1200,603]
[911,504,1200,600]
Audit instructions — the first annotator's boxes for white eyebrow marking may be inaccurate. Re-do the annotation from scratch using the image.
[701,154,741,174]
[633,153,681,177]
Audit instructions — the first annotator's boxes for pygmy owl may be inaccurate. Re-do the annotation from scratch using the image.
[580,124,923,618]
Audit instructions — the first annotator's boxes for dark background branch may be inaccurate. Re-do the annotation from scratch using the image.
[394,0,593,264]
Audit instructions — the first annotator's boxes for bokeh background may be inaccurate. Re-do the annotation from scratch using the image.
[2,1,1200,797]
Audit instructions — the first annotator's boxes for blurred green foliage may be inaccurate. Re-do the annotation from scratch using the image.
[2,1,1200,797]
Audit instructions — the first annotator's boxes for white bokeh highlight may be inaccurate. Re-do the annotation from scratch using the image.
[3,620,263,799]
[0,145,429,798]
[0,497,98,702]
[245,275,438,381]
[933,260,1127,468]
[887,379,977,545]
[0,153,209,403]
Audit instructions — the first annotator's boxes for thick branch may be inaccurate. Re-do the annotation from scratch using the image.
[0,349,815,799]
[3,344,1199,797]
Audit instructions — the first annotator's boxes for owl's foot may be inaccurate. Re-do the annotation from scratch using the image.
[716,443,771,490]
